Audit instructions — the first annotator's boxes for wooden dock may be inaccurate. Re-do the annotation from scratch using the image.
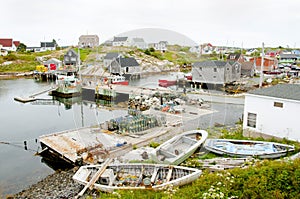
[38,104,214,166]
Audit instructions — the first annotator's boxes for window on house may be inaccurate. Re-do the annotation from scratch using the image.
[214,68,217,72]
[227,68,229,70]
[213,76,216,78]
[247,112,257,128]
[274,102,283,108]
[199,67,202,71]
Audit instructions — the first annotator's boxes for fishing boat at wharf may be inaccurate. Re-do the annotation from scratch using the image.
[105,75,129,85]
[203,139,295,159]
[150,130,208,165]
[73,162,202,193]
[49,70,82,98]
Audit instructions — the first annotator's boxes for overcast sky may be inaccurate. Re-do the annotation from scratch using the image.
[2,0,300,48]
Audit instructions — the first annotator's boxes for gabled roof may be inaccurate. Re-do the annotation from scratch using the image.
[65,49,78,57]
[117,57,139,67]
[227,53,241,61]
[104,52,120,60]
[41,42,56,47]
[132,38,145,43]
[193,60,228,68]
[13,41,20,47]
[0,39,13,47]
[248,84,300,101]
[113,37,128,42]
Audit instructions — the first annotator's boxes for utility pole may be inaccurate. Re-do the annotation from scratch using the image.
[259,42,264,88]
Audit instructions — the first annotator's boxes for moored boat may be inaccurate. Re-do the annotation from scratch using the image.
[150,130,208,165]
[158,72,186,87]
[73,163,202,193]
[105,75,129,85]
[49,70,82,98]
[203,139,295,159]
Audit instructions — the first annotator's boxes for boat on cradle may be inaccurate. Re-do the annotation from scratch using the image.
[105,75,129,85]
[150,130,208,165]
[203,139,295,159]
[49,70,82,98]
[73,163,202,193]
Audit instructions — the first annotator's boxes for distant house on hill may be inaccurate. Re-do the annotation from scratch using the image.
[227,53,245,63]
[243,84,300,141]
[40,42,56,51]
[79,35,99,48]
[64,49,79,66]
[149,41,168,52]
[108,57,140,79]
[103,52,121,68]
[131,38,148,50]
[249,57,278,72]
[0,38,17,51]
[189,46,200,54]
[192,60,241,86]
[112,37,130,47]
[200,43,214,55]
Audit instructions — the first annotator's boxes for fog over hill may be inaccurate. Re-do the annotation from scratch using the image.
[113,28,198,47]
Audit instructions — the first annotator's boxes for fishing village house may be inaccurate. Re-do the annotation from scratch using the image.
[200,43,214,55]
[112,36,131,47]
[227,53,255,77]
[78,35,99,48]
[40,41,57,52]
[249,56,278,73]
[0,38,19,51]
[243,84,300,142]
[64,49,79,66]
[277,53,298,65]
[131,38,148,50]
[103,52,121,68]
[108,57,140,79]
[43,58,62,71]
[191,60,241,89]
[149,41,168,52]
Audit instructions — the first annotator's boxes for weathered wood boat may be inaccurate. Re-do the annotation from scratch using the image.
[203,139,295,159]
[150,130,208,165]
[73,163,202,193]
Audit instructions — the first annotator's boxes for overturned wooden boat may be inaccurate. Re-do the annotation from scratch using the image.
[73,163,201,193]
[150,130,208,165]
[204,139,295,159]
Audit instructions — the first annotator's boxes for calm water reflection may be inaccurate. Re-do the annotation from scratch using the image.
[0,78,127,196]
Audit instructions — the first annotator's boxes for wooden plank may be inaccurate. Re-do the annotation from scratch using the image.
[76,158,112,198]
[166,166,173,182]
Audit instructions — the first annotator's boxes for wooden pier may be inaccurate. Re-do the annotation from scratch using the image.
[38,105,214,166]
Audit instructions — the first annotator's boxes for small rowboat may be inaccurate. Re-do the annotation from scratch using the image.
[73,163,201,193]
[150,130,208,165]
[203,139,295,159]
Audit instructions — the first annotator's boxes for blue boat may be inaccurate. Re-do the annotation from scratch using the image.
[203,139,295,159]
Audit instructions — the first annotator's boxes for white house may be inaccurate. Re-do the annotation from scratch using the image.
[112,37,130,47]
[243,84,300,141]
[40,42,56,51]
[131,38,148,50]
[149,41,168,51]
[0,38,17,51]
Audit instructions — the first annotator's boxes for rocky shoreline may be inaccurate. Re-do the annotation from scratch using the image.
[10,167,99,199]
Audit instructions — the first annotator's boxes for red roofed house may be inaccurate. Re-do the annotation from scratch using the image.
[0,39,17,51]
[249,57,278,72]
[13,41,20,48]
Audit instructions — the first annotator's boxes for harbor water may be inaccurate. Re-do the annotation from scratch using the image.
[0,78,127,196]
[0,75,244,197]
